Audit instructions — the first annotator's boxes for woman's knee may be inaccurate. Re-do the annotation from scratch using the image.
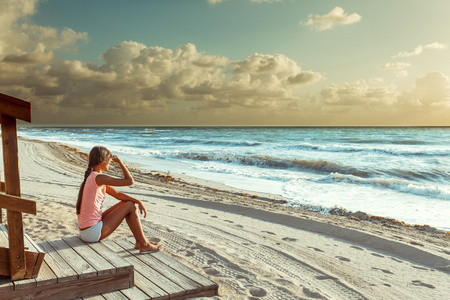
[124,201,137,212]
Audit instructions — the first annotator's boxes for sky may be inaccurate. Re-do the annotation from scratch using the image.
[1,0,450,126]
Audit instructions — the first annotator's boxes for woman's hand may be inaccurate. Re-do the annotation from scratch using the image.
[111,155,121,164]
[137,200,147,218]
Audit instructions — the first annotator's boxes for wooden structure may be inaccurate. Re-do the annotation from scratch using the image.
[0,93,45,280]
[0,227,218,299]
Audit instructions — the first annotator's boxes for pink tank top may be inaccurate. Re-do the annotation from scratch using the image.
[78,172,106,228]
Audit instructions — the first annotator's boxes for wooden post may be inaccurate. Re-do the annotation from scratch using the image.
[1,115,27,280]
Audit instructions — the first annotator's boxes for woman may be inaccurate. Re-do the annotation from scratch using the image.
[76,146,161,253]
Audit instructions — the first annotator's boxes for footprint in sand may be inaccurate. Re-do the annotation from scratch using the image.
[371,253,384,258]
[282,237,297,242]
[350,246,364,251]
[390,257,403,263]
[302,287,325,299]
[224,220,233,223]
[249,287,267,297]
[235,224,244,228]
[183,251,195,257]
[210,215,218,219]
[410,241,424,247]
[181,208,188,210]
[275,278,295,287]
[261,231,276,235]
[316,275,338,281]
[412,280,435,289]
[412,266,428,271]
[335,256,351,262]
[372,267,393,275]
[308,246,324,253]
[201,212,209,215]
[166,205,176,207]
[203,267,220,276]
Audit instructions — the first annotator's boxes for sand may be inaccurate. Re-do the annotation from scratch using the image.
[1,137,449,299]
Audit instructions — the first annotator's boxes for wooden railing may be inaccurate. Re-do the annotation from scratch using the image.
[0,93,43,280]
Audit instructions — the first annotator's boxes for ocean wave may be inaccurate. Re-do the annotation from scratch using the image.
[342,138,428,145]
[171,152,370,177]
[325,173,450,201]
[291,142,450,157]
[157,137,262,147]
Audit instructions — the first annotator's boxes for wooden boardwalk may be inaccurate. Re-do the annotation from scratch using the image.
[0,227,218,299]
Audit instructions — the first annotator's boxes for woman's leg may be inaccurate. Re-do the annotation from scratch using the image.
[101,201,161,252]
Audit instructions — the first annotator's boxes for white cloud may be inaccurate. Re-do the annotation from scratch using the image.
[392,42,447,58]
[403,72,450,106]
[320,72,450,110]
[300,7,361,31]
[394,70,408,78]
[320,80,398,106]
[382,62,410,70]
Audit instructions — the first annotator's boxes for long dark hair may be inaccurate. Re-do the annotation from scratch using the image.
[76,146,111,215]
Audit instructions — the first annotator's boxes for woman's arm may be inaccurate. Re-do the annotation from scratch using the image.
[106,185,147,218]
[96,155,134,187]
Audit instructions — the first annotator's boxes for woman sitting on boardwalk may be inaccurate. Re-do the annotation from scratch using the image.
[76,146,161,253]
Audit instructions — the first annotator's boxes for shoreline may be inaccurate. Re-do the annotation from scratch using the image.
[21,136,449,236]
[3,137,450,299]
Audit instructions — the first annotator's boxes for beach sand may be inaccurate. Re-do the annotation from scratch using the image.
[1,138,449,299]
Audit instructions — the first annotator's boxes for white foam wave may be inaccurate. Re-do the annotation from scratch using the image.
[326,173,450,201]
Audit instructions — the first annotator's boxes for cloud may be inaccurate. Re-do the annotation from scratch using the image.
[3,43,54,64]
[392,42,447,58]
[382,62,410,70]
[0,8,323,116]
[300,7,361,31]
[394,70,408,78]
[401,72,450,106]
[320,72,450,110]
[320,80,398,106]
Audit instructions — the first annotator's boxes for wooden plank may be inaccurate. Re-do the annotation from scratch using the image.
[47,238,97,280]
[101,290,129,299]
[23,232,45,278]
[37,240,78,283]
[0,224,45,281]
[0,94,32,122]
[0,227,9,278]
[102,240,168,300]
[0,274,13,293]
[63,236,116,277]
[119,286,149,300]
[150,247,218,291]
[117,239,203,296]
[125,237,217,292]
[0,181,4,193]
[0,193,37,214]
[2,115,26,280]
[112,239,185,298]
[34,260,57,287]
[9,228,46,290]
[90,240,134,274]
[0,271,131,300]
[83,295,106,300]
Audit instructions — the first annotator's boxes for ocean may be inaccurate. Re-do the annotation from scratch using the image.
[17,126,450,231]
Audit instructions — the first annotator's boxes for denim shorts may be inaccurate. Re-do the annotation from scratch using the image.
[79,221,103,243]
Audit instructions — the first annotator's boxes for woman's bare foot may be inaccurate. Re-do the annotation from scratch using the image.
[139,242,162,253]
[135,240,159,249]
